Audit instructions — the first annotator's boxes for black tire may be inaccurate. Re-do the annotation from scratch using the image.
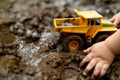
[63,35,84,51]
[95,34,110,43]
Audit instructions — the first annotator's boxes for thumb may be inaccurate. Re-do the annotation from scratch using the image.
[83,47,92,53]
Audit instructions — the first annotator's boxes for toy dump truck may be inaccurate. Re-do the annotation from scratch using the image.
[54,9,118,51]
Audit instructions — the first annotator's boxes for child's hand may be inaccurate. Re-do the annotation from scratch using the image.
[110,12,120,26]
[80,41,115,79]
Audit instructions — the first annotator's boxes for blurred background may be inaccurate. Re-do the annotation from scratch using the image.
[0,0,120,23]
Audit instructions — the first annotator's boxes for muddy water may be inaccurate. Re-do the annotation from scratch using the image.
[0,0,120,80]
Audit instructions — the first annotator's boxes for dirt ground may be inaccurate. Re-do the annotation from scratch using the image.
[0,0,120,80]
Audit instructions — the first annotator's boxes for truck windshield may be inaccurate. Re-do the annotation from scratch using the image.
[95,19,100,25]
[88,19,100,25]
[88,19,94,25]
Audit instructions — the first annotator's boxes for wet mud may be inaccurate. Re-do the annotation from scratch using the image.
[0,0,120,80]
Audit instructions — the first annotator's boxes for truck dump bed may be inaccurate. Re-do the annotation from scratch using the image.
[54,18,80,26]
[54,18,88,33]
[54,18,82,31]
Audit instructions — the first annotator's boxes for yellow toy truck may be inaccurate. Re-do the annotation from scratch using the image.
[54,9,118,51]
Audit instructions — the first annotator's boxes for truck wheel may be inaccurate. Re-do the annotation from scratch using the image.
[95,34,110,43]
[63,35,84,51]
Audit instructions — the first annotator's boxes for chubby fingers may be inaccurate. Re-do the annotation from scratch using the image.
[110,18,120,26]
[91,62,103,79]
[109,17,115,22]
[100,64,109,77]
[113,20,120,26]
[91,62,109,79]
[83,58,97,76]
[80,52,93,67]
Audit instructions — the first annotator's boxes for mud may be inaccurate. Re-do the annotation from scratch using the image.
[59,22,74,26]
[0,0,120,80]
[39,52,85,80]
